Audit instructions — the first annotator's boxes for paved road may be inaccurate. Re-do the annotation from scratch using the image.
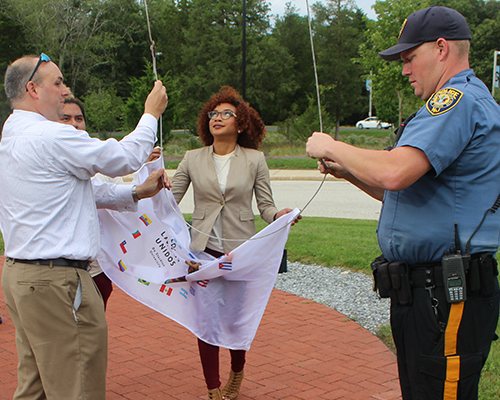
[269,180,381,220]
[165,169,382,220]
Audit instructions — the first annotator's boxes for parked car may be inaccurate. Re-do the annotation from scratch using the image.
[356,117,393,130]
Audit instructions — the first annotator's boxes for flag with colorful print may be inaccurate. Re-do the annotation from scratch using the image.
[218,261,232,271]
[139,214,152,226]
[117,260,127,272]
[97,157,299,350]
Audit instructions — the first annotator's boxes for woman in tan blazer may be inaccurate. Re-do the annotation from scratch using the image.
[172,86,298,400]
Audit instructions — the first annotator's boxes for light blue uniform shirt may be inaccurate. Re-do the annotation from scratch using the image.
[378,69,500,264]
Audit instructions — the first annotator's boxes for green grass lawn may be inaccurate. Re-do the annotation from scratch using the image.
[165,157,321,170]
[162,126,394,169]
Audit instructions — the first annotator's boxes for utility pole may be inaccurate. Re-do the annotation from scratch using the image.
[242,0,247,99]
[366,73,372,117]
[492,50,500,98]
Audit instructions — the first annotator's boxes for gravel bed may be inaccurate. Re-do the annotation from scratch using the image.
[274,261,391,334]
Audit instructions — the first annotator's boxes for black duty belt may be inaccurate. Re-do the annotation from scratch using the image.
[410,266,444,288]
[9,258,90,271]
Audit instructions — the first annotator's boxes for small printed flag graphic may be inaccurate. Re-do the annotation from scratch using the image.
[119,240,127,254]
[139,214,152,226]
[138,279,150,286]
[118,260,127,272]
[197,280,209,287]
[189,287,196,296]
[218,261,232,271]
[132,230,141,239]
[160,285,173,296]
[180,288,188,299]
[172,237,182,249]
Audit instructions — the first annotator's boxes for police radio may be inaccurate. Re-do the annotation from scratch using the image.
[442,253,467,303]
[441,223,468,303]
[441,195,500,303]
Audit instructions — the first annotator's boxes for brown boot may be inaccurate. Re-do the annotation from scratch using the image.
[208,387,222,400]
[221,369,244,400]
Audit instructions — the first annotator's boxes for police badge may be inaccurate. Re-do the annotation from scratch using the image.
[426,87,463,116]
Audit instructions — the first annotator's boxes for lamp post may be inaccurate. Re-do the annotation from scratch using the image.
[492,50,500,98]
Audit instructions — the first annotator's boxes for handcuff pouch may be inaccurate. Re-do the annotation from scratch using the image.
[371,255,412,305]
[467,253,498,296]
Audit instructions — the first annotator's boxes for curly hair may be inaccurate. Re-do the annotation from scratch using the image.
[197,86,266,149]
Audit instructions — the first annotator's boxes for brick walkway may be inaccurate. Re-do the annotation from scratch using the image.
[0,255,401,399]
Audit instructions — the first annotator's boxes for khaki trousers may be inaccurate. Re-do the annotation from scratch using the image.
[2,258,108,400]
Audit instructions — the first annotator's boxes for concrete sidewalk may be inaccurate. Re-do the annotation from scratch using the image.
[0,255,402,399]
[126,169,335,182]
[173,169,336,181]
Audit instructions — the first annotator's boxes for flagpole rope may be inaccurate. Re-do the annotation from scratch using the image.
[162,173,327,242]
[143,0,163,148]
[306,0,323,132]
[141,0,328,242]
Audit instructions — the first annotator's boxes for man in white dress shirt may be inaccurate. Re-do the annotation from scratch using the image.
[0,54,168,399]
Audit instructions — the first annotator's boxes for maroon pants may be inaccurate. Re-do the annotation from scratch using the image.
[197,339,246,390]
[199,248,246,389]
[93,272,113,310]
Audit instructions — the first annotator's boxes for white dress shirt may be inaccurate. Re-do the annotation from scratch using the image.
[0,110,158,260]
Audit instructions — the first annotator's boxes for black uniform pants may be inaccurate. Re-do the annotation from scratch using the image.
[390,281,499,400]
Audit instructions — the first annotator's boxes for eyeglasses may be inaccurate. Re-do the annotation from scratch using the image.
[26,53,51,89]
[208,109,237,120]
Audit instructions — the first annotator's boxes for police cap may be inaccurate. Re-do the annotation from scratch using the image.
[379,6,472,62]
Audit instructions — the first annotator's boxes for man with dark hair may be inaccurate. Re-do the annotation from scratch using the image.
[0,54,168,399]
[60,96,86,129]
[307,6,500,400]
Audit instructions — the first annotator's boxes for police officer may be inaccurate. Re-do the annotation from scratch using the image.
[306,6,500,400]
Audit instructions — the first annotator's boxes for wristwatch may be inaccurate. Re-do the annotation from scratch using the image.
[131,185,140,201]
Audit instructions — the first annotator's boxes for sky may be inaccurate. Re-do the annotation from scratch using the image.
[268,0,378,20]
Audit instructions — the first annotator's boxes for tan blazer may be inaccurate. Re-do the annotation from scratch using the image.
[172,144,279,253]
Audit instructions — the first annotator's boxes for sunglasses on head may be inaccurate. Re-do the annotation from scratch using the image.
[26,53,51,90]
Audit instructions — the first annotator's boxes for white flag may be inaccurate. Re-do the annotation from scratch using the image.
[97,158,299,350]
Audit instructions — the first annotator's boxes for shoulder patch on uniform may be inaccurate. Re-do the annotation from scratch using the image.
[426,88,463,116]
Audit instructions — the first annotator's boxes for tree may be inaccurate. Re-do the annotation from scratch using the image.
[245,34,297,124]
[89,0,150,98]
[358,0,428,126]
[0,10,32,129]
[278,94,332,142]
[174,0,248,131]
[123,63,181,146]
[313,0,367,139]
[1,0,150,98]
[150,0,283,130]
[436,0,500,90]
[272,4,316,118]
[84,88,124,137]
